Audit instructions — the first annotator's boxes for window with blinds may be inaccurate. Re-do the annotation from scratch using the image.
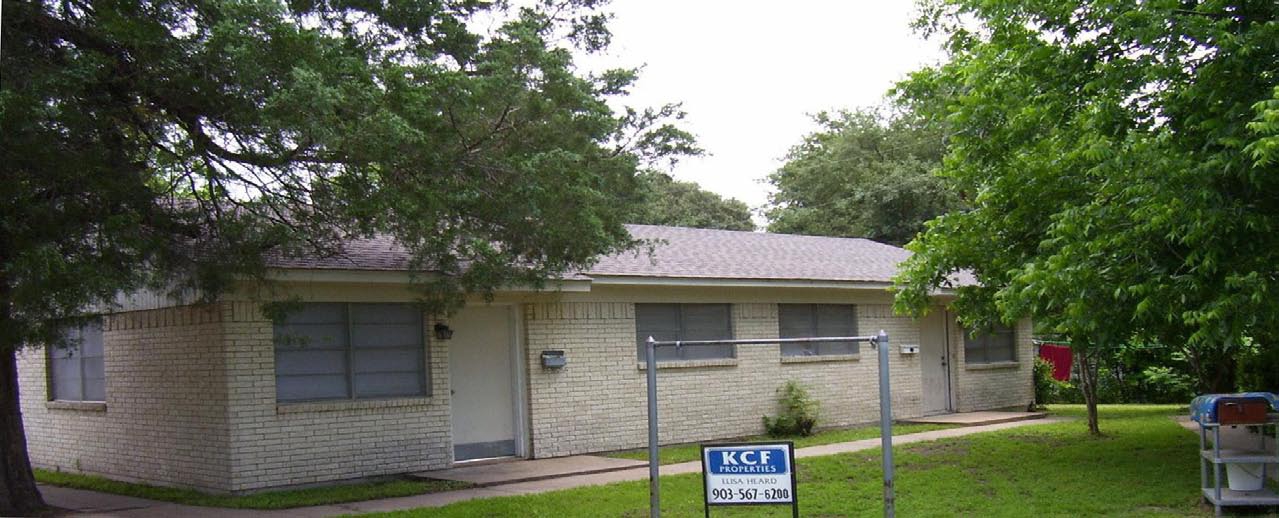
[778,304,858,356]
[273,303,427,402]
[963,325,1016,363]
[48,319,106,402]
[635,303,734,362]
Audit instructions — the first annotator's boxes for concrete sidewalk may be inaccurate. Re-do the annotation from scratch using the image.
[411,455,645,486]
[898,410,1046,426]
[47,416,1067,517]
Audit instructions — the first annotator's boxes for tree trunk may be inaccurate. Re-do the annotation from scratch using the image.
[1208,350,1237,394]
[1186,344,1239,394]
[1077,349,1102,436]
[0,346,45,516]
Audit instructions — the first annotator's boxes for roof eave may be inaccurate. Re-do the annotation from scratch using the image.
[263,268,594,292]
[586,274,893,290]
[259,268,961,297]
[585,274,962,297]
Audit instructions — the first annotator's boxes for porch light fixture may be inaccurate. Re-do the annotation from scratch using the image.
[433,323,454,340]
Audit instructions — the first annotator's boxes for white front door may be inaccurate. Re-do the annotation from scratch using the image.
[448,306,517,461]
[919,310,953,415]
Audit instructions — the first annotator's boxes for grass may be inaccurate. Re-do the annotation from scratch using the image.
[605,422,958,465]
[35,469,470,510]
[363,405,1252,517]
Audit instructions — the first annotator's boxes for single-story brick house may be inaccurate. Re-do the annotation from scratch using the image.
[17,224,1032,493]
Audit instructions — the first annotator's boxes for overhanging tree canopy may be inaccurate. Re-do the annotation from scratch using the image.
[1,0,696,514]
[892,0,1279,434]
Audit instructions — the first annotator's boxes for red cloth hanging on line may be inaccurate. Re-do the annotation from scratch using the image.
[1038,343,1073,381]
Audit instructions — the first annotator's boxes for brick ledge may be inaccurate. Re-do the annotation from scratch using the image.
[277,397,435,414]
[965,361,1020,371]
[636,358,738,370]
[780,353,861,364]
[46,400,107,412]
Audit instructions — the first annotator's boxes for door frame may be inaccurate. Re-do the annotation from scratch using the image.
[921,309,955,415]
[942,310,956,412]
[509,305,530,458]
[448,303,530,461]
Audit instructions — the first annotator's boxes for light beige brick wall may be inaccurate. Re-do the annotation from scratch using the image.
[18,305,233,492]
[952,318,1036,412]
[524,300,928,458]
[19,287,1034,491]
[220,302,452,492]
[19,301,454,493]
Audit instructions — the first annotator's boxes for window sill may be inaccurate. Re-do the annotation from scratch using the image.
[46,400,106,412]
[780,353,861,364]
[965,361,1020,371]
[277,396,434,415]
[636,358,738,370]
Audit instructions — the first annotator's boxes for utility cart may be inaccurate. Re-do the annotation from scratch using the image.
[1191,393,1279,516]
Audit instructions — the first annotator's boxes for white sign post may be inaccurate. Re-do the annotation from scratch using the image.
[700,442,798,518]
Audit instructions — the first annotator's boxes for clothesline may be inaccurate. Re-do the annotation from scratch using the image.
[1032,339,1179,351]
[1033,339,1184,384]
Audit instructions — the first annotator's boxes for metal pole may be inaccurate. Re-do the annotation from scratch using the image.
[646,336,875,347]
[646,336,660,518]
[875,329,895,518]
[643,333,887,518]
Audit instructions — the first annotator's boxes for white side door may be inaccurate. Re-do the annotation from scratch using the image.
[448,306,517,461]
[919,310,953,415]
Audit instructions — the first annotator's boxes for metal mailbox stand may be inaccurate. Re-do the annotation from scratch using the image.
[1198,414,1279,517]
[644,330,894,518]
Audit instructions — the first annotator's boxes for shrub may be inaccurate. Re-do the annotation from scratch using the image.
[1033,357,1072,406]
[763,380,820,437]
[1137,365,1196,403]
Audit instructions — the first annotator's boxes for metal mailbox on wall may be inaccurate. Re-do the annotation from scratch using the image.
[540,350,567,368]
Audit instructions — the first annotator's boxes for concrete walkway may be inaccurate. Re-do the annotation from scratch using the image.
[411,455,646,486]
[898,410,1046,426]
[48,417,1067,517]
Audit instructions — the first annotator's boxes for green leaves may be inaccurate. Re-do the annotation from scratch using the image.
[1245,86,1279,167]
[1,0,698,340]
[893,0,1279,361]
[622,171,753,231]
[765,108,958,246]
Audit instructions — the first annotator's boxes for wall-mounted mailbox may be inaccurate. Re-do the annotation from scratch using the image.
[541,350,567,369]
[900,344,920,355]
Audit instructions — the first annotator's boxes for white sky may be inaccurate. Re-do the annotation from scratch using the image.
[577,0,944,220]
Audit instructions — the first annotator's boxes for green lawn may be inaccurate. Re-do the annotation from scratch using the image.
[35,469,469,510]
[364,405,1240,517]
[606,422,957,465]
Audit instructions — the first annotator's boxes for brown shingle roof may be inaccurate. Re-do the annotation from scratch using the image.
[590,225,910,283]
[267,234,414,271]
[267,224,940,285]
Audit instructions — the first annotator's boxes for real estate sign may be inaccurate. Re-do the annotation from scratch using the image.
[700,442,798,517]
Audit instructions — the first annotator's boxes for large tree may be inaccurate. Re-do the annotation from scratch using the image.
[0,0,695,514]
[625,170,754,231]
[892,0,1279,434]
[765,108,957,246]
